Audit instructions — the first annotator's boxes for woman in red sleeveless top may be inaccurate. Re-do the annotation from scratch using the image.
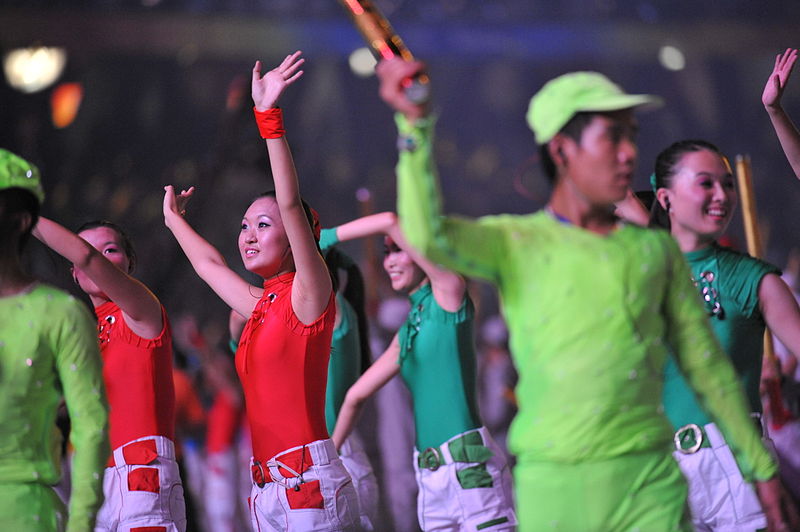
[163,51,359,532]
[34,218,185,531]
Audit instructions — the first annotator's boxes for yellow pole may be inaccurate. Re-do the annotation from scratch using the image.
[735,155,778,367]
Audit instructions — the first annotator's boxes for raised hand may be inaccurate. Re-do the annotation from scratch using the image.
[163,185,195,221]
[251,51,305,111]
[762,48,797,110]
[376,58,429,122]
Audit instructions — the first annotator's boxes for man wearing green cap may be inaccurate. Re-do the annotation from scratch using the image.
[372,60,786,530]
[0,149,109,531]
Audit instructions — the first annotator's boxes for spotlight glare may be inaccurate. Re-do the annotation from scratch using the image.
[3,46,67,93]
[348,47,377,78]
[659,45,686,71]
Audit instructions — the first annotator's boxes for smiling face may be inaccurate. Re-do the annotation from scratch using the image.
[663,149,737,244]
[382,236,427,294]
[558,110,638,206]
[238,195,292,278]
[73,225,132,299]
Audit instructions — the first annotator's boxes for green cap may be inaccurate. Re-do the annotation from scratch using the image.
[526,71,662,145]
[0,149,44,203]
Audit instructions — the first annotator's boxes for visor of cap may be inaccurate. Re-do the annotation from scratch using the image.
[527,71,663,145]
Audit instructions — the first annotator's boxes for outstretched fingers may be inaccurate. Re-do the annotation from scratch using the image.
[275,51,305,84]
[776,48,798,83]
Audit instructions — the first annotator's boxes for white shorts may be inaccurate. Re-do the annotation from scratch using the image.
[339,433,378,531]
[673,421,767,532]
[95,435,187,532]
[248,438,360,531]
[413,426,517,531]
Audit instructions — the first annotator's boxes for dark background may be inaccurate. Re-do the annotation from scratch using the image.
[3,1,800,330]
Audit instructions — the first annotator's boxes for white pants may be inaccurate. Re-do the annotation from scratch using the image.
[413,427,517,531]
[248,438,360,531]
[673,422,767,532]
[95,435,187,532]
[339,433,378,531]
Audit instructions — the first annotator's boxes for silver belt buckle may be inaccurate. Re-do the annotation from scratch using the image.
[420,447,442,471]
[674,423,703,454]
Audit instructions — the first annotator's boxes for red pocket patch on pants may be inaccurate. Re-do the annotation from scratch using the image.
[131,528,166,532]
[128,467,160,493]
[286,480,324,509]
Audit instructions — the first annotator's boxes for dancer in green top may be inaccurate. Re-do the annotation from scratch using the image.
[651,139,800,531]
[318,230,379,530]
[374,57,785,531]
[0,150,109,532]
[330,212,516,531]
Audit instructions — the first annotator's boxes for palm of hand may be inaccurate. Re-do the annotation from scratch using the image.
[251,51,305,111]
[762,74,786,108]
[763,49,797,108]
[253,71,289,109]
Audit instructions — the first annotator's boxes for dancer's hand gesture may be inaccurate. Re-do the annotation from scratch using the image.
[251,51,305,111]
[762,48,797,111]
[163,185,195,222]
[376,58,429,122]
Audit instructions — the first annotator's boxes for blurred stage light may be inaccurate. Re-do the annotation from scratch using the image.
[3,46,67,93]
[356,187,371,202]
[659,45,686,71]
[348,47,377,78]
[51,82,84,128]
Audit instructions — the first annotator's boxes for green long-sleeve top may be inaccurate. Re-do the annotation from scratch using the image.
[394,113,776,482]
[0,284,109,531]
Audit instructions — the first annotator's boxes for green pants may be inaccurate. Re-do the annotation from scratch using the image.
[514,450,691,531]
[0,482,66,531]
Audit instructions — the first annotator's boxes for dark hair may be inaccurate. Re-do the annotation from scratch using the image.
[0,188,40,256]
[648,139,724,230]
[323,247,371,373]
[75,220,137,273]
[539,111,598,183]
[253,190,337,289]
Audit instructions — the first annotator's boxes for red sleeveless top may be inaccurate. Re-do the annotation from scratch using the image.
[96,301,176,459]
[235,272,335,461]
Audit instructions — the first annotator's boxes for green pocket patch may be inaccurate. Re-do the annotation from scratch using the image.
[456,463,493,489]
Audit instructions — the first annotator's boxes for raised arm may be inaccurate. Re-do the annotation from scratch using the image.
[331,333,401,450]
[760,273,800,368]
[376,58,507,284]
[34,216,162,338]
[163,185,262,318]
[334,211,465,312]
[252,51,332,324]
[763,48,800,178]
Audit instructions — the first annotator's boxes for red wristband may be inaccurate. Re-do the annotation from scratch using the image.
[253,107,285,139]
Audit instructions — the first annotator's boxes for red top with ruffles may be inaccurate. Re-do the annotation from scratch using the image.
[235,272,335,461]
[95,301,175,462]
